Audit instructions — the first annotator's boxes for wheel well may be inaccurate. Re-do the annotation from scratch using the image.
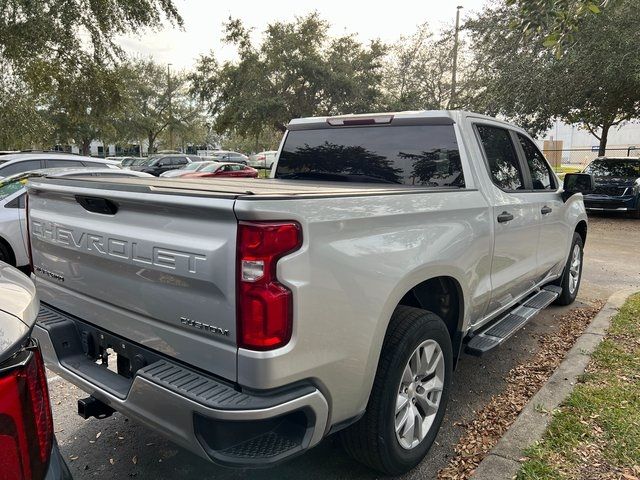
[0,236,16,266]
[398,276,464,367]
[575,220,587,245]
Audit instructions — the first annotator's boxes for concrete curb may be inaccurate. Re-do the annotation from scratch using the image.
[470,289,637,480]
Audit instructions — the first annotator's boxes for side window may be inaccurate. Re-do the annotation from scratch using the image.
[0,160,42,176]
[0,180,26,202]
[517,134,556,190]
[82,161,107,168]
[476,125,524,191]
[5,193,26,209]
[46,159,79,168]
[173,157,188,166]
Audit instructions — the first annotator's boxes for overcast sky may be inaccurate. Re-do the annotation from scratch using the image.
[117,0,487,70]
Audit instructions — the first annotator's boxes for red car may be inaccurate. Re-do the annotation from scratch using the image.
[181,162,258,179]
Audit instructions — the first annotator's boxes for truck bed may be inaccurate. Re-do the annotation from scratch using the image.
[32,176,441,200]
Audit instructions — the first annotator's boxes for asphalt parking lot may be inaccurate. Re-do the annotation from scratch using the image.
[48,214,640,479]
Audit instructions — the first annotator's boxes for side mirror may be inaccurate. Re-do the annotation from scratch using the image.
[562,173,595,201]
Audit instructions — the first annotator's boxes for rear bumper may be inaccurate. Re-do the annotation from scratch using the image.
[34,304,329,468]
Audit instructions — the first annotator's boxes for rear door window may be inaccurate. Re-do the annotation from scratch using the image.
[0,160,42,176]
[45,159,80,168]
[276,124,464,187]
[517,134,556,190]
[476,125,524,191]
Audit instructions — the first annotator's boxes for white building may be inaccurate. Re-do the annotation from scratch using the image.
[539,120,640,166]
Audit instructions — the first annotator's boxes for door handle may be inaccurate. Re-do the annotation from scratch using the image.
[497,211,514,223]
[541,205,552,215]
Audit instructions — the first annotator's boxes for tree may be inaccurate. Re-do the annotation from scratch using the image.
[47,57,124,154]
[0,0,182,151]
[0,60,51,149]
[191,13,386,137]
[0,0,181,66]
[117,59,203,153]
[467,0,640,154]
[382,24,479,111]
[505,0,617,55]
[221,129,283,154]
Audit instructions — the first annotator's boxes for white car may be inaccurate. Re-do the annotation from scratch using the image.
[0,168,152,267]
[159,161,219,178]
[0,152,119,178]
[248,150,278,169]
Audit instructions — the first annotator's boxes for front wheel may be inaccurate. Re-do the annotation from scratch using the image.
[340,306,452,475]
[553,232,584,305]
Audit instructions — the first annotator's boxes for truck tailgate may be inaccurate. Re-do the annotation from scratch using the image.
[27,179,239,381]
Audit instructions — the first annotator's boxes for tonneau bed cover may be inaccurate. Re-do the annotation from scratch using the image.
[29,176,435,199]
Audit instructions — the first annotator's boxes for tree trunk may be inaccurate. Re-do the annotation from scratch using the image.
[82,138,91,156]
[148,131,155,155]
[598,124,610,156]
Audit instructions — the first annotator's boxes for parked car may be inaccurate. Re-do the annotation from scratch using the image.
[0,168,153,267]
[160,161,219,178]
[208,150,249,164]
[181,162,258,178]
[0,261,71,480]
[29,111,590,475]
[129,154,201,176]
[0,152,119,178]
[582,156,640,218]
[116,157,140,168]
[248,150,278,169]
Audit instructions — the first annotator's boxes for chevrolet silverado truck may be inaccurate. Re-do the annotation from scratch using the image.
[28,111,591,475]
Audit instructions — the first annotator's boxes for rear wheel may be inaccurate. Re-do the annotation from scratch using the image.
[554,232,584,306]
[340,306,452,475]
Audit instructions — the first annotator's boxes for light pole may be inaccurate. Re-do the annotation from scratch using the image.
[449,5,463,109]
[167,63,174,151]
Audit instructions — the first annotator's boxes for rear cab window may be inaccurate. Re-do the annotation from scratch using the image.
[275,124,465,187]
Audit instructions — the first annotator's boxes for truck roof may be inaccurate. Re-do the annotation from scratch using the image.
[288,110,523,132]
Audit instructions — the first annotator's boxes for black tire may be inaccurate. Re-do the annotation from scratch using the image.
[553,232,584,306]
[0,241,15,266]
[340,306,453,475]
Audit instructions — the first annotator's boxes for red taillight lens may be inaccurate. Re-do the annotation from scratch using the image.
[237,221,302,350]
[0,348,53,480]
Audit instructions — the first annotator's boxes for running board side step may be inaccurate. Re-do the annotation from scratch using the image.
[464,286,562,357]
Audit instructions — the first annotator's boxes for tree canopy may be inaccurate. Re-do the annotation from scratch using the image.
[191,13,387,137]
[0,0,181,65]
[467,0,640,153]
[505,0,616,55]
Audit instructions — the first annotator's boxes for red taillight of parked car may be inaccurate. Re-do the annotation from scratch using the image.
[0,348,54,480]
[237,221,302,350]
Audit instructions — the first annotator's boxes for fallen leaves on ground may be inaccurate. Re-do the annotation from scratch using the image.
[438,301,604,480]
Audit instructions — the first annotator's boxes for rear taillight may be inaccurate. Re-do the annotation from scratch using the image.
[237,221,302,350]
[0,347,53,480]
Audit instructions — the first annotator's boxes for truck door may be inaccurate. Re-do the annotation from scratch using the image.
[475,124,541,315]
[514,133,570,278]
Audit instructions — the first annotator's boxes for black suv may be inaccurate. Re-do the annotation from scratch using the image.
[131,154,199,176]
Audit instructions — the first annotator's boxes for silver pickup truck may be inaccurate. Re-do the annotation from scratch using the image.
[29,111,590,475]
